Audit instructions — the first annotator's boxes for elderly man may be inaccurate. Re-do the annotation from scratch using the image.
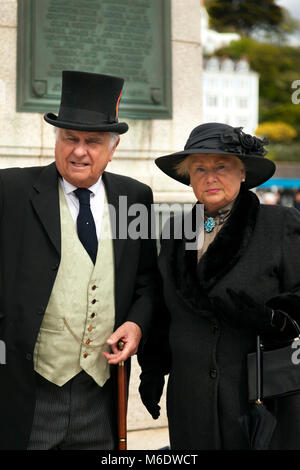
[0,71,158,450]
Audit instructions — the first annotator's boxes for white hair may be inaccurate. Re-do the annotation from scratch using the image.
[109,132,119,149]
[54,127,120,148]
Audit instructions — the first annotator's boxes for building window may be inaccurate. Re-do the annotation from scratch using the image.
[205,57,219,71]
[223,96,231,108]
[236,60,249,72]
[207,95,218,106]
[221,58,234,72]
[237,98,248,108]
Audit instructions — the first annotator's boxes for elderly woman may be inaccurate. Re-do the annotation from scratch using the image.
[138,122,300,450]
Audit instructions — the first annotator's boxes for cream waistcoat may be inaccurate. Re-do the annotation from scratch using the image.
[33,184,115,387]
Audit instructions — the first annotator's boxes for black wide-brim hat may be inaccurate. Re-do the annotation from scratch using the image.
[155,123,275,188]
[44,71,128,134]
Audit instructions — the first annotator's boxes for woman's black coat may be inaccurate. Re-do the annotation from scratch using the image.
[139,186,300,450]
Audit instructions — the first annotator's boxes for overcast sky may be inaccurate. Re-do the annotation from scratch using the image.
[276,0,300,19]
[276,0,300,44]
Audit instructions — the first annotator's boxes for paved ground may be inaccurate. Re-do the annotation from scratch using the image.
[127,427,170,450]
[126,357,169,442]
[123,356,170,450]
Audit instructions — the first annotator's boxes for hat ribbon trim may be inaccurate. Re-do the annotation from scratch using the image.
[184,133,220,150]
[58,106,117,125]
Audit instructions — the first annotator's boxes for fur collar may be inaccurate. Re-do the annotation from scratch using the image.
[168,185,260,311]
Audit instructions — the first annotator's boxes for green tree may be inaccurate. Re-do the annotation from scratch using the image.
[205,1,300,160]
[206,0,285,37]
[211,37,300,139]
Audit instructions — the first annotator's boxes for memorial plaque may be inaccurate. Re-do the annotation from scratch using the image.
[17,0,172,118]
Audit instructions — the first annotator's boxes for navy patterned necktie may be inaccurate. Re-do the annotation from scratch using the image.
[74,188,98,264]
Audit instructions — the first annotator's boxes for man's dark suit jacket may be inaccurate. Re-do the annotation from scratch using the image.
[0,162,158,449]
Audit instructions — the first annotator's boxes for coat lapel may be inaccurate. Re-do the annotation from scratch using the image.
[30,162,61,256]
[196,185,260,290]
[102,171,127,271]
[168,186,261,312]
[30,167,127,267]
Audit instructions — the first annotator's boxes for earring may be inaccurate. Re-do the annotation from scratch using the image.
[242,178,245,182]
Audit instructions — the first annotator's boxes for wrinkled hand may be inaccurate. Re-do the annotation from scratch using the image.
[102,321,142,365]
[139,373,165,420]
[211,289,285,333]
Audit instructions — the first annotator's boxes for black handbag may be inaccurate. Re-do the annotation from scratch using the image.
[247,312,300,402]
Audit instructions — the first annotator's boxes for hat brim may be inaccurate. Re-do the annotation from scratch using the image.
[155,149,276,189]
[44,113,129,134]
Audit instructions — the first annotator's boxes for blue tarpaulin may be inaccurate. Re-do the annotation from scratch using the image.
[258,178,300,189]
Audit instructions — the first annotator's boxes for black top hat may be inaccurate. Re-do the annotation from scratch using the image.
[44,71,128,134]
[155,123,275,188]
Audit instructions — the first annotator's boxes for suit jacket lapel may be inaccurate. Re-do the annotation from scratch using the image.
[102,171,126,271]
[30,162,61,256]
[30,167,127,266]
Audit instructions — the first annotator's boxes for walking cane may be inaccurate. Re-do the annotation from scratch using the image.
[117,340,127,450]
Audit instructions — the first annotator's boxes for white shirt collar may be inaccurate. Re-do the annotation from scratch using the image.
[61,176,103,196]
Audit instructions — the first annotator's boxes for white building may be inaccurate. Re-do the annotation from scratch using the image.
[202,57,259,135]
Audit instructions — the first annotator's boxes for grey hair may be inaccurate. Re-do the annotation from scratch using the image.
[109,132,120,149]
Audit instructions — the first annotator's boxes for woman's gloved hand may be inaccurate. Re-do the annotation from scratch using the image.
[210,288,286,333]
[139,373,165,420]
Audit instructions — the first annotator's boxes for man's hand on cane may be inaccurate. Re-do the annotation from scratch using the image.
[102,321,142,364]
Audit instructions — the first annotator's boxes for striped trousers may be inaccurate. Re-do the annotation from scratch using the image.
[27,370,115,450]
